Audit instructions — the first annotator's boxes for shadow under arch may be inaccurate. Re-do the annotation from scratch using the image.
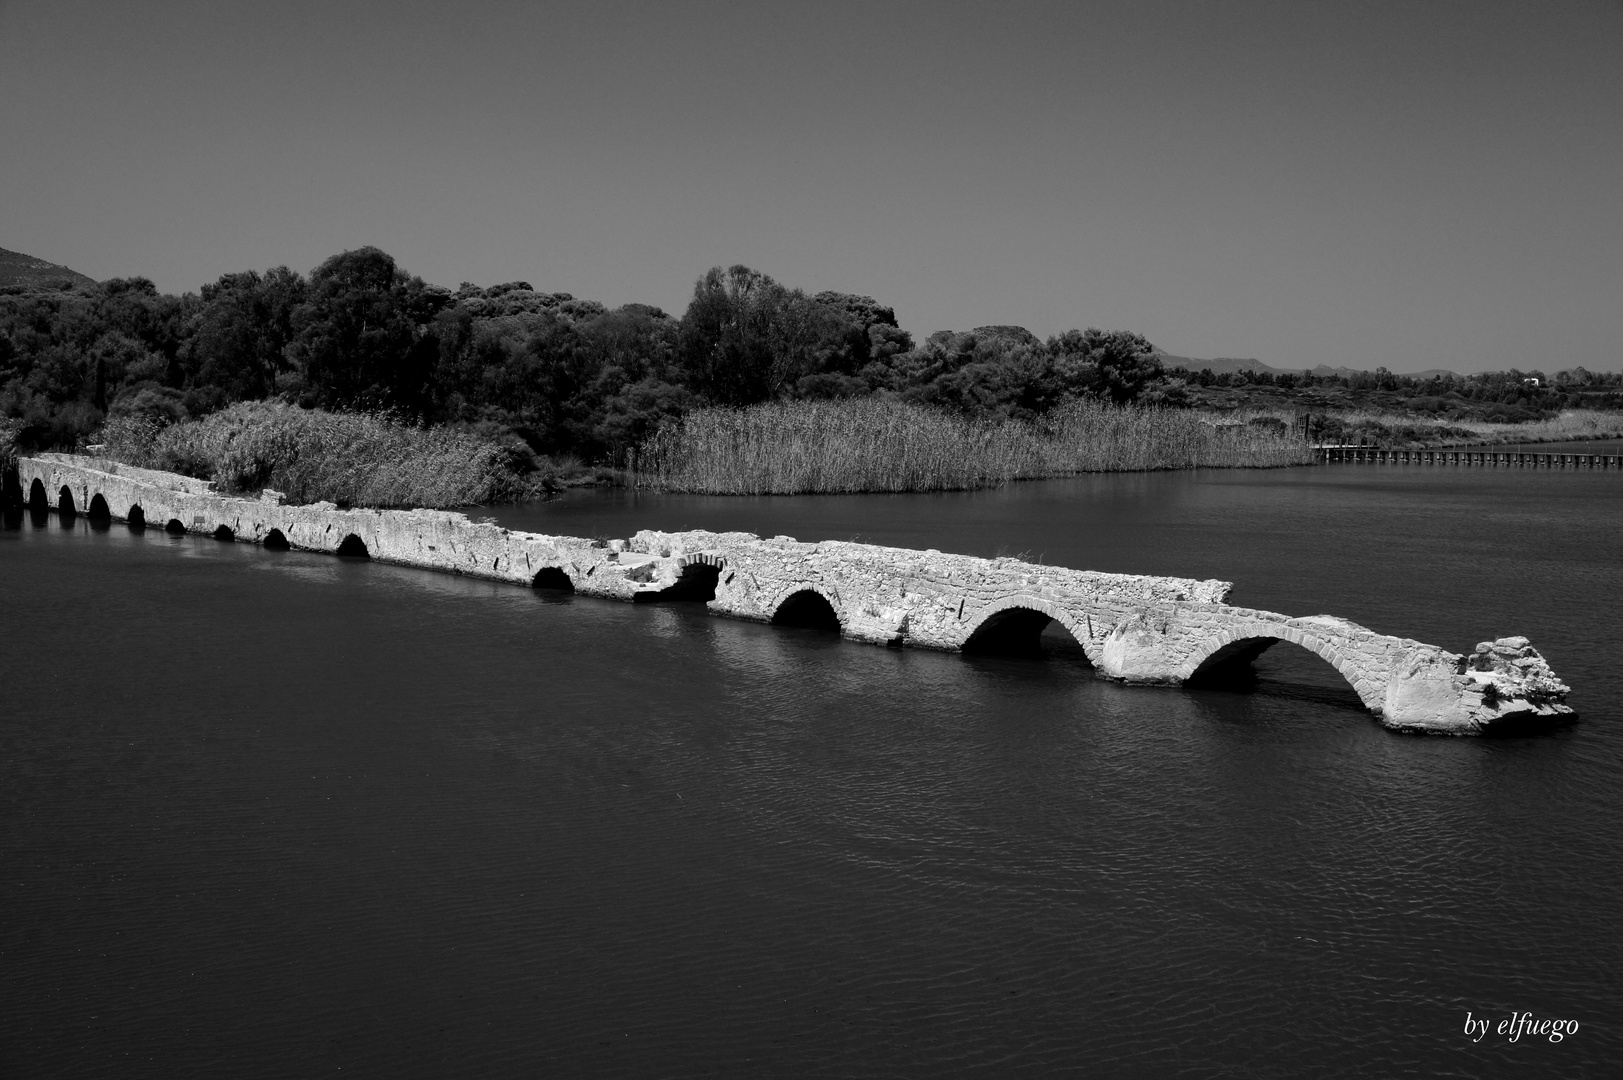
[58,486,77,520]
[959,597,1095,663]
[213,525,235,541]
[165,518,187,535]
[263,528,289,550]
[28,478,48,511]
[532,566,575,593]
[962,606,1092,662]
[335,533,370,558]
[127,505,146,531]
[1184,633,1372,710]
[770,588,842,633]
[87,493,111,521]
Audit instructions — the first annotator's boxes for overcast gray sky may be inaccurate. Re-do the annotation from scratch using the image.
[2,0,1619,371]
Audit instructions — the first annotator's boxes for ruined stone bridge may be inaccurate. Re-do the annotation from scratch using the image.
[15,453,1573,735]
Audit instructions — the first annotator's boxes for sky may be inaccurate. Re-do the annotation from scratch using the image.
[1,0,1619,372]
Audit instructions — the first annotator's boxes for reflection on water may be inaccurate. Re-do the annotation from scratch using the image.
[3,462,1620,1078]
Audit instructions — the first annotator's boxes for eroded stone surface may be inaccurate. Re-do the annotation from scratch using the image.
[17,453,1574,735]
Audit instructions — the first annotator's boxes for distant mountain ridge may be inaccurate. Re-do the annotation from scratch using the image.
[0,246,97,289]
[1153,349,1459,380]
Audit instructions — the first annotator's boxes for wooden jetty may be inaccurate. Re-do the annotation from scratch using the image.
[1316,446,1622,468]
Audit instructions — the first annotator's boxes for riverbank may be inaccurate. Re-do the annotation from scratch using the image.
[1310,407,1623,450]
[21,399,1623,506]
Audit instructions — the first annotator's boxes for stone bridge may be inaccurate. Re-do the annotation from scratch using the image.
[14,453,1573,735]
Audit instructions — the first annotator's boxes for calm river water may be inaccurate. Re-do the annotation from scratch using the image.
[3,463,1621,1077]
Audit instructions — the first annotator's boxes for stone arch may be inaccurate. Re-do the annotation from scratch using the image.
[532,566,575,592]
[213,525,235,541]
[165,518,187,535]
[58,486,76,517]
[127,505,146,530]
[28,478,48,511]
[1180,626,1380,711]
[959,596,1098,663]
[335,533,370,558]
[87,493,111,521]
[263,528,289,550]
[769,586,843,632]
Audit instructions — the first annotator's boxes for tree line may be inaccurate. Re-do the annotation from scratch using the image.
[4,245,1607,461]
[0,247,1166,461]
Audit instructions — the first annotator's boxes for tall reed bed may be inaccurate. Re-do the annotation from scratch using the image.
[1043,400,1314,471]
[628,398,1048,493]
[629,398,1312,494]
[100,401,541,507]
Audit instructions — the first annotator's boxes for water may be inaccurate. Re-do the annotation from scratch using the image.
[3,463,1620,1077]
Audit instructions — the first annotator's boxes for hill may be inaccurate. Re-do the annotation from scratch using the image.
[0,246,97,289]
[1153,350,1459,380]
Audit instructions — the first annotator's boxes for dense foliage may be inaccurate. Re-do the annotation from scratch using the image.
[3,245,1617,467]
[0,248,1171,461]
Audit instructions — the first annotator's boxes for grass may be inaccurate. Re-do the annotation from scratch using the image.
[97,401,550,508]
[627,398,1313,494]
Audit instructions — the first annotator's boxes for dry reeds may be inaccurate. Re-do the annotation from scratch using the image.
[1042,400,1314,472]
[101,402,540,507]
[629,398,1312,494]
[627,398,1047,493]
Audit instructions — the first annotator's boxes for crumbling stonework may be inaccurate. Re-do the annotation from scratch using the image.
[18,453,1573,735]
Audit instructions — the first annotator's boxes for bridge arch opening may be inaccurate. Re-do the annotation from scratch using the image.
[771,589,841,633]
[633,561,720,603]
[213,525,235,542]
[28,479,48,511]
[1186,635,1367,710]
[58,486,77,519]
[165,518,187,535]
[263,528,289,550]
[87,493,111,521]
[335,533,370,558]
[127,505,146,530]
[963,606,1090,661]
[532,566,575,592]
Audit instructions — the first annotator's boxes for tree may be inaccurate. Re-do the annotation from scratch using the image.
[1047,328,1162,403]
[288,247,448,413]
[184,267,306,406]
[678,266,847,405]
